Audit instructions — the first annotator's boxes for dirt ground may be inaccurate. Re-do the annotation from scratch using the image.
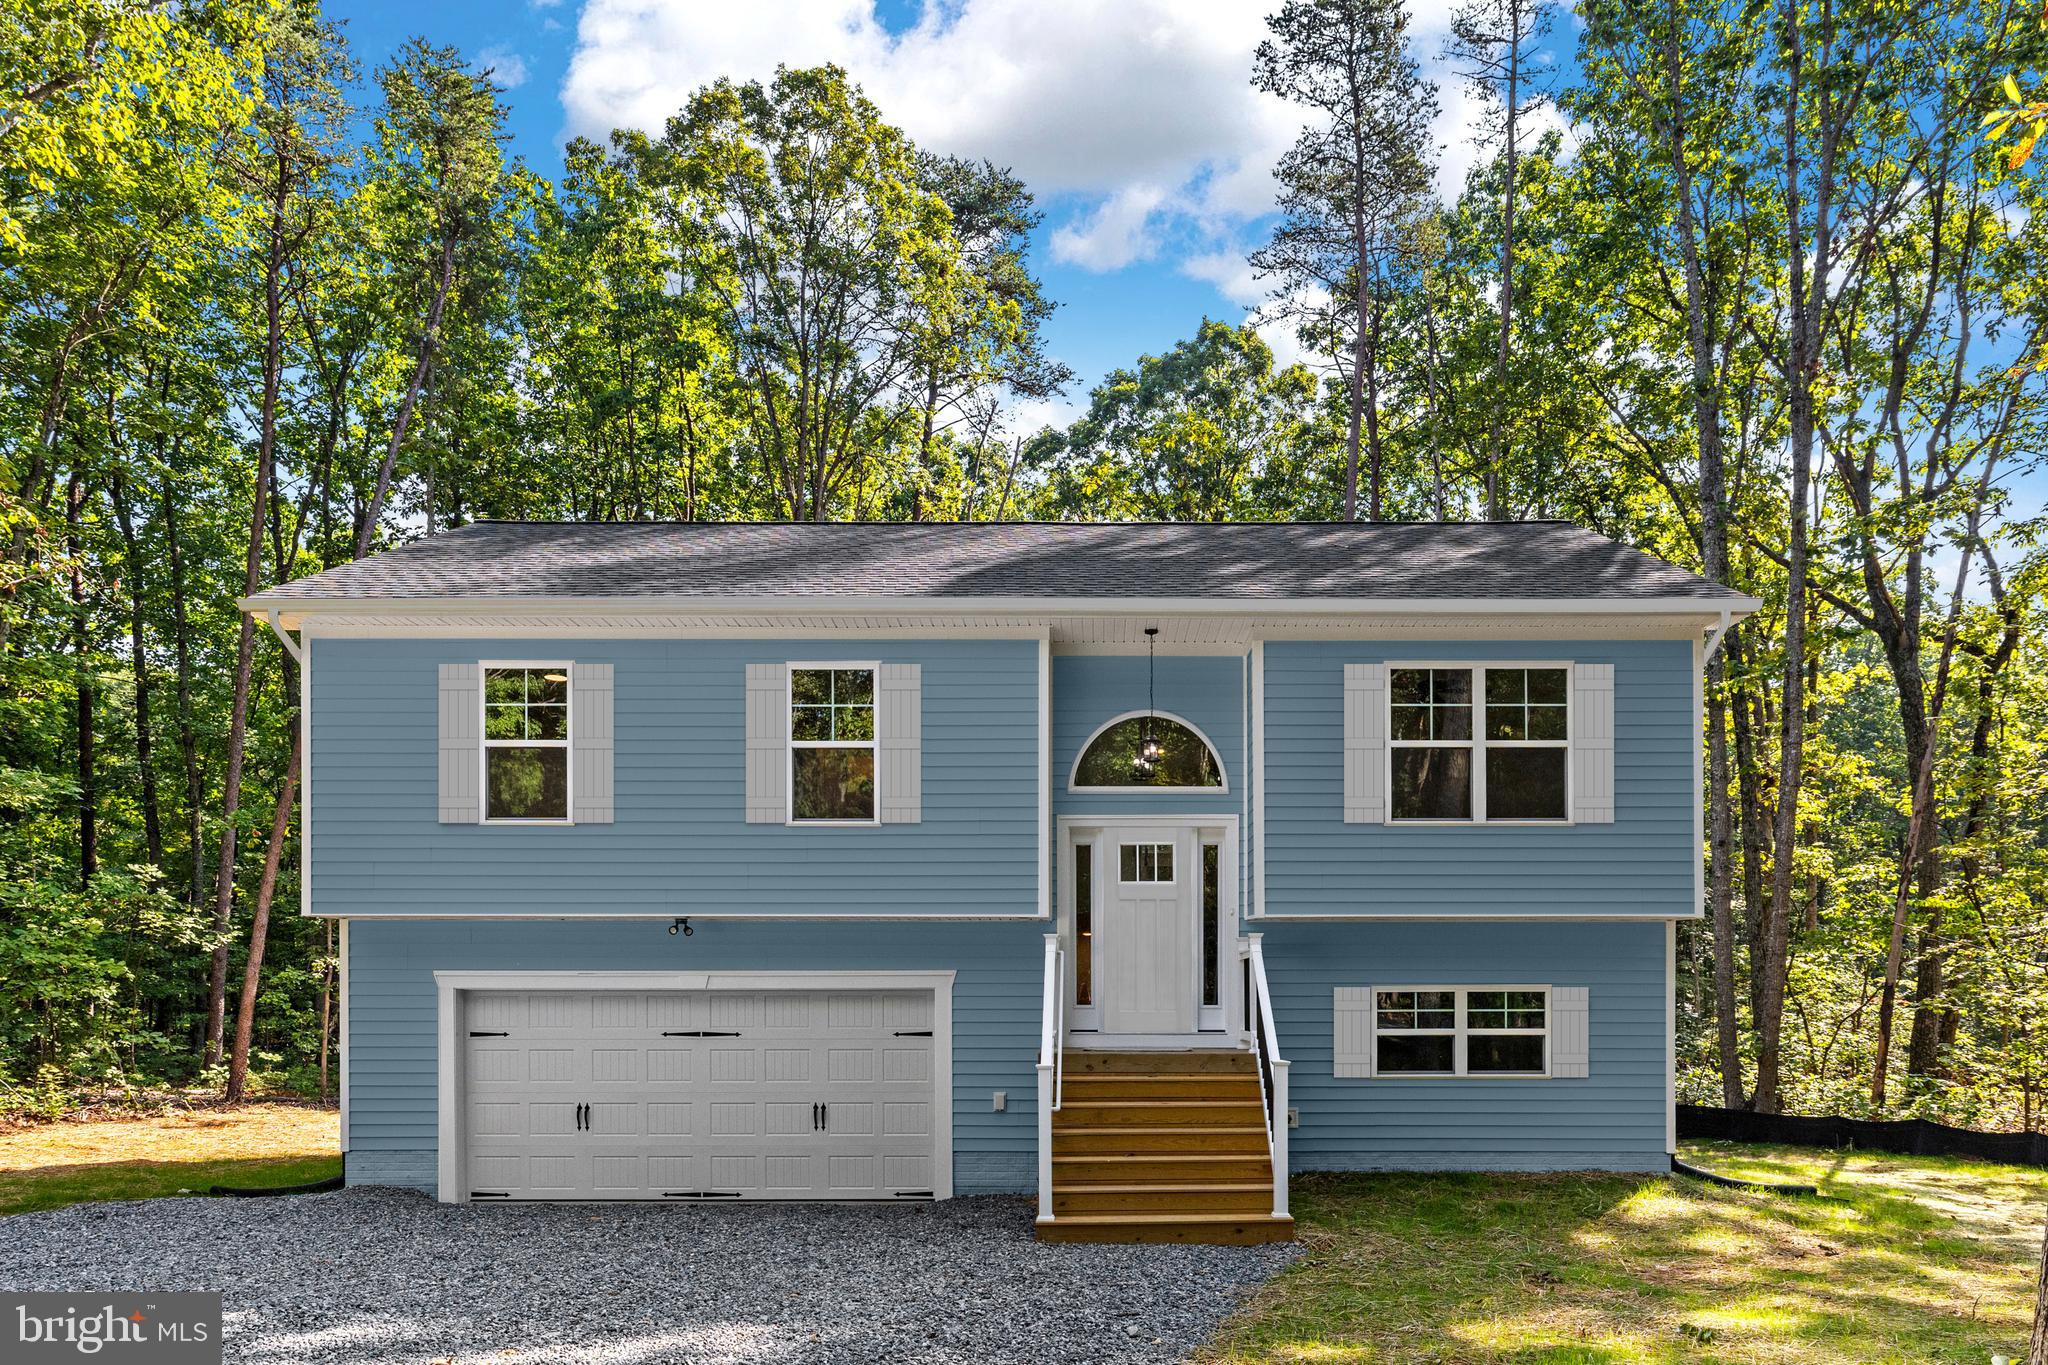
[0,1103,339,1170]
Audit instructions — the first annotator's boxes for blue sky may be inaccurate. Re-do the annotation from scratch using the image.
[322,0,1505,422]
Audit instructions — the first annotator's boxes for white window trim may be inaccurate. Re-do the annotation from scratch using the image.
[479,659,574,826]
[786,660,881,827]
[1068,709,1231,794]
[1384,661,1574,826]
[1115,840,1177,884]
[1370,985,1552,1079]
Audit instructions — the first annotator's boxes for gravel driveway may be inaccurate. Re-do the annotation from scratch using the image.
[0,1187,1297,1364]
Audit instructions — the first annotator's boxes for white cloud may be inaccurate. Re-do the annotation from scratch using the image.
[1050,185,1174,271]
[479,46,530,91]
[556,0,1571,315]
[561,0,1304,277]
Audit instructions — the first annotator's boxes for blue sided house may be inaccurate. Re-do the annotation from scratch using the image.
[244,521,1756,1244]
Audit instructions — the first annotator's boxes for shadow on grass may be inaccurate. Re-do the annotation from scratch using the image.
[1203,1162,2036,1365]
[0,1154,343,1217]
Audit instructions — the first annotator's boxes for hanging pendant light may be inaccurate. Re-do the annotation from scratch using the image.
[1135,627,1163,776]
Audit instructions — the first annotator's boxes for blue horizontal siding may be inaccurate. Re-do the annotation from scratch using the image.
[344,917,1044,1194]
[1261,919,1670,1172]
[309,637,1038,918]
[1262,640,1697,916]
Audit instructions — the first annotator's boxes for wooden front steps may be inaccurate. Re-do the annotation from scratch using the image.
[1037,1049,1294,1245]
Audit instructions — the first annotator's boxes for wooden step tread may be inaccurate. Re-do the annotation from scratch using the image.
[1053,1152,1270,1165]
[1065,1096,1261,1106]
[1047,1211,1291,1225]
[1035,1212,1296,1244]
[1048,1178,1269,1186]
[1053,1125,1268,1136]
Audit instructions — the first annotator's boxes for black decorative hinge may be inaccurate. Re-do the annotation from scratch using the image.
[470,1191,511,1199]
[662,1190,742,1199]
[893,1030,933,1037]
[893,1189,934,1199]
[468,1031,509,1038]
[662,1030,742,1037]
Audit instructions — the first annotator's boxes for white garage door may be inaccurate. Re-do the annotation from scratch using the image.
[462,989,936,1201]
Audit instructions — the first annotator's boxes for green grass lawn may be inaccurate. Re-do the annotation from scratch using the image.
[0,1154,342,1217]
[1205,1142,2048,1364]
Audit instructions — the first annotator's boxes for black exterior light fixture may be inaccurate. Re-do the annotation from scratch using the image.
[668,917,693,937]
[1134,627,1164,777]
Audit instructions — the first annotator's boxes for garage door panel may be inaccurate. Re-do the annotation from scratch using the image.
[827,1101,875,1136]
[461,987,937,1201]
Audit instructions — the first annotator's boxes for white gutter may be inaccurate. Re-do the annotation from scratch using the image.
[242,592,1763,623]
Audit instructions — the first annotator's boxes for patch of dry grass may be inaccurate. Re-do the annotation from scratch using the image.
[0,1102,339,1216]
[0,1103,337,1170]
[1202,1143,2048,1365]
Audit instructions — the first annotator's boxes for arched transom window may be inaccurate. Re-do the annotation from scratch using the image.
[1071,712,1226,790]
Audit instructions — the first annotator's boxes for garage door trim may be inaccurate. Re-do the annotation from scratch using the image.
[433,970,956,1203]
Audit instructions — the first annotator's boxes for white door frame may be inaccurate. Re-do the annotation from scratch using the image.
[434,969,956,1203]
[1056,815,1240,1041]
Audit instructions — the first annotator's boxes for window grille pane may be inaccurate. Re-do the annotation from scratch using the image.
[1468,1034,1545,1073]
[1377,1035,1455,1073]
[1392,748,1472,820]
[1486,748,1567,820]
[792,748,875,820]
[486,747,568,820]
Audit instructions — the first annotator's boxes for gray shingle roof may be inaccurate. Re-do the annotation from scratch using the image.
[251,520,1746,605]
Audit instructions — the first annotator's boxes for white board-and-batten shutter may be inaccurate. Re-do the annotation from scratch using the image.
[878,663,922,824]
[571,663,614,824]
[1342,663,1387,823]
[1333,987,1374,1078]
[1551,986,1590,1077]
[438,664,481,823]
[744,663,787,823]
[1571,663,1616,824]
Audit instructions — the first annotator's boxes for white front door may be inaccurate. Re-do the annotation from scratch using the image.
[1072,824,1190,1035]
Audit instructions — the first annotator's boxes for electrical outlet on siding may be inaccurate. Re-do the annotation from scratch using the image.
[992,1091,1006,1112]
[1287,1107,1300,1128]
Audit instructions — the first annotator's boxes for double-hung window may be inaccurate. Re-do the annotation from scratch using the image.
[483,665,570,821]
[790,666,876,822]
[1389,665,1569,821]
[1374,988,1548,1076]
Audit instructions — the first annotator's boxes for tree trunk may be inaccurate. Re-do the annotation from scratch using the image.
[318,918,333,1101]
[208,157,291,1068]
[1485,4,1521,522]
[225,729,298,1104]
[108,469,164,867]
[158,465,206,911]
[2031,1207,2048,1365]
[358,235,456,559]
[1753,0,1817,1114]
[66,468,96,889]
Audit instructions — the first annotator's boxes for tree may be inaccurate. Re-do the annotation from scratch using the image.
[632,66,968,521]
[1448,0,1554,520]
[1030,320,1326,521]
[356,40,511,554]
[1252,0,1437,520]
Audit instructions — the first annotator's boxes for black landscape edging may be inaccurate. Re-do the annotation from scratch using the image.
[1678,1104,2048,1168]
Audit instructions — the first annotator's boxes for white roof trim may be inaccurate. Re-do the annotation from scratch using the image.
[246,592,1760,627]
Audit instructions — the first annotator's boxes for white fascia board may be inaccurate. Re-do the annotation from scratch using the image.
[243,592,1762,628]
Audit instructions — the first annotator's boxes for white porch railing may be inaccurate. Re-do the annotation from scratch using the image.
[1241,933,1290,1219]
[1035,932,1066,1221]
